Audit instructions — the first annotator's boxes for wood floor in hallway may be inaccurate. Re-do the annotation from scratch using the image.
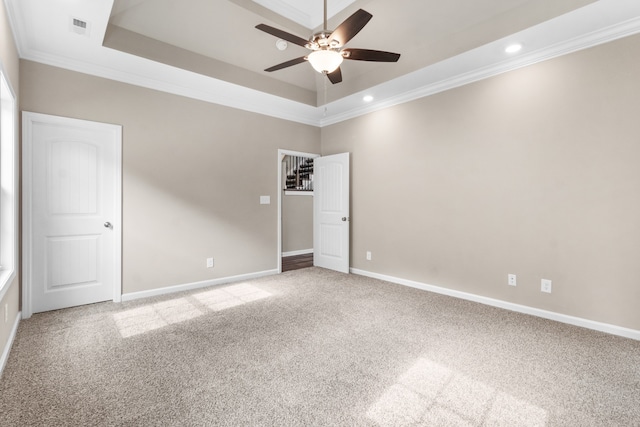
[282,253,313,272]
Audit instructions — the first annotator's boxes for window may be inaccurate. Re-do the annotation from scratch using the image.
[0,65,17,301]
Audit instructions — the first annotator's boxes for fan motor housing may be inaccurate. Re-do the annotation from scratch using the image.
[306,31,340,50]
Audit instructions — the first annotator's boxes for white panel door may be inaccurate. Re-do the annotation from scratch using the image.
[23,112,121,316]
[314,152,350,273]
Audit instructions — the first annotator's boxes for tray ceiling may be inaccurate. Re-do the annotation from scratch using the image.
[6,0,640,126]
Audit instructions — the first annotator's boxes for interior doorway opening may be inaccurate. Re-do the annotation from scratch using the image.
[277,149,319,273]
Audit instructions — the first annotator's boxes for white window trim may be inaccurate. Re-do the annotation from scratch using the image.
[0,62,18,302]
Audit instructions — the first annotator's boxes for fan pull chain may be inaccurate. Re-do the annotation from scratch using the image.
[323,76,328,116]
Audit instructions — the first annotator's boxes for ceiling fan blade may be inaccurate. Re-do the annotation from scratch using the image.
[342,48,401,62]
[328,9,372,46]
[264,56,308,72]
[255,24,309,48]
[327,67,342,84]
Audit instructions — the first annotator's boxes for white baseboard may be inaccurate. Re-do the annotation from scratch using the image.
[0,311,21,379]
[282,249,313,257]
[121,269,279,302]
[351,268,640,341]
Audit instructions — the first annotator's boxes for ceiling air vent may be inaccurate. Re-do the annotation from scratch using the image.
[70,17,91,37]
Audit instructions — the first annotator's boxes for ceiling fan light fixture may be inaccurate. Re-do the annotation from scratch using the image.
[308,50,344,74]
[256,4,399,84]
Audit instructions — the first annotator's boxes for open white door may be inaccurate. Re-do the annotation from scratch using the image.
[313,152,350,273]
[23,112,122,317]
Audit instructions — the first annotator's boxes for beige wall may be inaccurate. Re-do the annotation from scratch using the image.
[282,193,313,253]
[322,34,640,331]
[20,60,320,294]
[9,10,640,336]
[0,0,20,361]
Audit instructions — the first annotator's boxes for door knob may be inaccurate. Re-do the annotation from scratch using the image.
[342,217,350,222]
[104,222,112,228]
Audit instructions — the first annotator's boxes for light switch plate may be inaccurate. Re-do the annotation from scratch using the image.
[260,195,270,205]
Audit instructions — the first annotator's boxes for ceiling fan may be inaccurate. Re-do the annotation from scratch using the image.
[255,0,401,84]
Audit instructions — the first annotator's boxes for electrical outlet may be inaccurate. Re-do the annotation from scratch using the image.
[206,257,214,268]
[366,251,372,261]
[541,279,552,293]
[508,274,517,286]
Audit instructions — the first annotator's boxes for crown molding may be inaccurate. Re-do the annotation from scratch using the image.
[252,0,356,29]
[19,47,324,127]
[319,14,640,126]
[2,0,25,57]
[6,0,640,128]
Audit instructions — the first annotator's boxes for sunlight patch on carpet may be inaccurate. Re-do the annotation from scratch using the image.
[113,297,203,338]
[366,358,547,426]
[193,283,272,311]
[113,283,272,338]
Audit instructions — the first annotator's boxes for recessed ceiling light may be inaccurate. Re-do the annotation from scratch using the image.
[363,95,374,102]
[505,43,523,54]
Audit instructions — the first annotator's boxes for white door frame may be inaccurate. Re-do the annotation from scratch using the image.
[22,112,123,319]
[277,149,320,273]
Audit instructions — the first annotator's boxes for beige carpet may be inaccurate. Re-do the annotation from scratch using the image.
[1,267,638,426]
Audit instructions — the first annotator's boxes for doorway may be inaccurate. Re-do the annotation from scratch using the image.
[277,150,350,274]
[277,149,319,272]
